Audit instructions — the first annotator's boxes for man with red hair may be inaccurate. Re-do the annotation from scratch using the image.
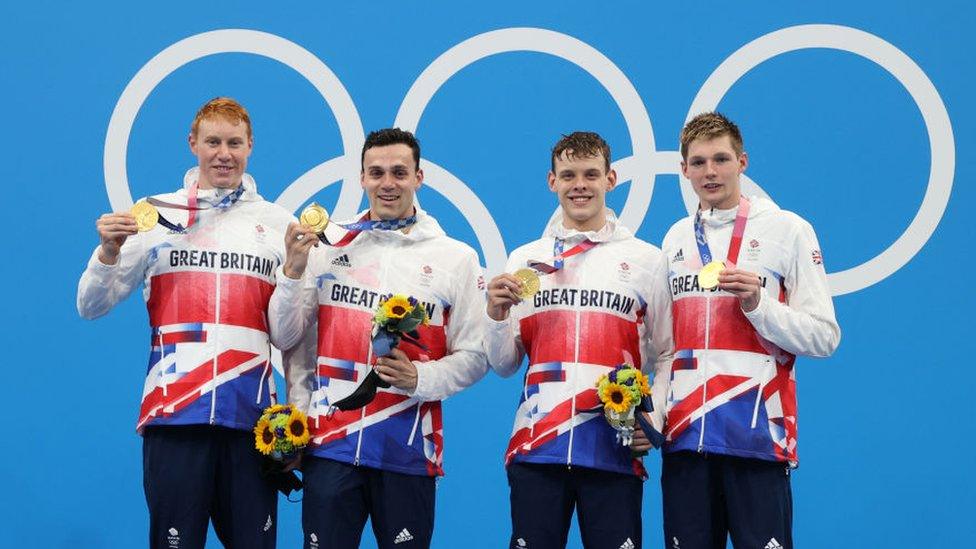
[78,97,303,549]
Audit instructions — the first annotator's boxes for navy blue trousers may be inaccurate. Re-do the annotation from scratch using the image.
[143,425,278,549]
[301,457,435,549]
[661,451,793,549]
[507,462,644,549]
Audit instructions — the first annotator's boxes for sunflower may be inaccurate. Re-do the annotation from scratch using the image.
[600,382,633,414]
[285,409,311,447]
[382,295,414,320]
[266,403,290,415]
[254,418,276,455]
[636,371,651,396]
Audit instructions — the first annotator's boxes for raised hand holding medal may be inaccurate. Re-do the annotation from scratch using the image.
[693,197,762,311]
[512,268,540,298]
[129,201,159,232]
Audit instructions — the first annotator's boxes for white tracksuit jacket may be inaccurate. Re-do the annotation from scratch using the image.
[77,169,308,433]
[268,208,488,477]
[656,195,840,465]
[485,210,673,477]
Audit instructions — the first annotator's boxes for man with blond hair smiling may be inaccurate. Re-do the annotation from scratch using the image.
[654,112,840,549]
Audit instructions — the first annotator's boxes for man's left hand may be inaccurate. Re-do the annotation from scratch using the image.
[375,348,419,392]
[718,267,763,313]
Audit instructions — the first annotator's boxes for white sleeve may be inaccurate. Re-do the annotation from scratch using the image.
[483,254,526,377]
[268,259,319,352]
[77,236,149,319]
[280,323,318,414]
[411,250,489,402]
[644,254,674,434]
[743,219,841,358]
[269,249,321,413]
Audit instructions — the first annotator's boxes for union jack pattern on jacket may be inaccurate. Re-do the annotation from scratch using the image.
[269,209,487,477]
[78,169,299,433]
[656,196,840,465]
[486,210,672,477]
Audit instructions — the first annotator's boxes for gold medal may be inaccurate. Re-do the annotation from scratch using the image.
[698,261,724,290]
[513,268,541,299]
[130,201,159,232]
[300,203,330,233]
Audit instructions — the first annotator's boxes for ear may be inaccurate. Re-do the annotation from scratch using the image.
[188,132,197,154]
[680,160,689,179]
[605,169,617,191]
[360,170,367,189]
[739,151,748,173]
[547,171,557,193]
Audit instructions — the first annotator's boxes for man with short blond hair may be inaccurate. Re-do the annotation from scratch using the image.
[655,111,840,549]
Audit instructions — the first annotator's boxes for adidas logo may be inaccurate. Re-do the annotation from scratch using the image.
[673,249,684,263]
[764,538,783,549]
[394,528,414,544]
[168,528,179,536]
[309,532,319,548]
[263,515,273,532]
[331,254,352,267]
[515,538,527,548]
[619,538,635,549]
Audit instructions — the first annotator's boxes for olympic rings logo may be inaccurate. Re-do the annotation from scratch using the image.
[104,25,954,297]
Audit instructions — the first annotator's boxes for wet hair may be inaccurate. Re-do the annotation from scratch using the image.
[550,131,611,173]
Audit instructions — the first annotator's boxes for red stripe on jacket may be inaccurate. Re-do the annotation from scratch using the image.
[147,272,273,332]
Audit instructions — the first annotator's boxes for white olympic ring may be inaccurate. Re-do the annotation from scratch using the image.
[105,24,954,299]
[394,27,656,274]
[681,24,954,296]
[103,29,365,220]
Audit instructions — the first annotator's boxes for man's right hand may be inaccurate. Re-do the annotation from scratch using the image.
[96,213,138,265]
[282,222,319,279]
[486,273,523,321]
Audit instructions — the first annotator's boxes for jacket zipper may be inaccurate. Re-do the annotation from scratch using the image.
[210,211,221,425]
[158,331,168,397]
[354,343,373,466]
[698,292,710,452]
[355,235,390,466]
[566,255,583,468]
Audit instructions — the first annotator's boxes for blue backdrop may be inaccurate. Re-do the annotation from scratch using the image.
[3,1,970,547]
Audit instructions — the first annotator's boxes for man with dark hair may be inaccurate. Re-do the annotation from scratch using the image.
[485,131,672,549]
[78,97,300,549]
[655,112,840,548]
[270,128,488,548]
[360,127,421,171]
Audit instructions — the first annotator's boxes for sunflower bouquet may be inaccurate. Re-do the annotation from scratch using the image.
[595,363,652,447]
[254,403,310,461]
[371,294,430,357]
[329,294,430,412]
